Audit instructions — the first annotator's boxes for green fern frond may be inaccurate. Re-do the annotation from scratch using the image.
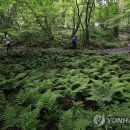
[59,109,90,130]
[36,90,61,111]
[0,92,7,119]
[16,87,40,106]
[18,110,38,130]
[2,106,17,129]
[73,118,90,130]
[14,72,27,80]
[59,110,74,130]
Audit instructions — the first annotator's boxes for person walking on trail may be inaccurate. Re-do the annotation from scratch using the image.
[3,32,12,53]
[71,35,77,49]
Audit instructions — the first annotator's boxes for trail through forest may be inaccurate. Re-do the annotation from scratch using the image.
[0,35,130,55]
[45,45,130,55]
[1,44,130,55]
[1,34,130,55]
[93,45,130,55]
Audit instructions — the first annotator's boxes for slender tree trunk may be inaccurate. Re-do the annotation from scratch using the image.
[75,0,85,46]
[71,3,84,38]
[84,0,95,48]
[113,0,119,38]
[72,6,76,37]
[44,16,54,40]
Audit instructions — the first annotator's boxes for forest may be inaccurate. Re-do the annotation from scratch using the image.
[0,0,130,130]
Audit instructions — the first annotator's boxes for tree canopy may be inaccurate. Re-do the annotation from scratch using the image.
[0,0,130,48]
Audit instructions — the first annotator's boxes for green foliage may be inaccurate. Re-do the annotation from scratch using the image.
[0,50,130,130]
[59,110,74,130]
[0,91,6,113]
[2,106,17,129]
[18,110,38,130]
[59,109,90,130]
[36,90,61,111]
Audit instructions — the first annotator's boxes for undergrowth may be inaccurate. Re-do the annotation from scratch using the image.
[0,49,130,130]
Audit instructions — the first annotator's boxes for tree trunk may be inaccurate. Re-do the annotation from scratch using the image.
[75,0,85,46]
[113,0,119,38]
[71,2,84,38]
[44,16,54,40]
[28,4,54,40]
[84,0,95,48]
[113,26,119,37]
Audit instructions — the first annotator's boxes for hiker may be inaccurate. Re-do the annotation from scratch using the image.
[3,32,12,53]
[71,35,77,49]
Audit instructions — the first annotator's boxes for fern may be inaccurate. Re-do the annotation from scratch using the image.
[88,83,113,102]
[14,72,27,80]
[121,73,130,80]
[0,74,26,90]
[71,77,89,93]
[59,110,74,130]
[2,106,17,129]
[16,87,40,106]
[122,83,130,100]
[18,110,38,130]
[73,118,90,130]
[1,48,130,130]
[0,91,6,113]
[36,90,61,111]
[59,109,90,130]
[88,85,112,102]
[88,81,126,103]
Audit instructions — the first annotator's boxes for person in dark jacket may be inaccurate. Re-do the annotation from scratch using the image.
[71,35,77,49]
[3,32,12,53]
[69,35,77,51]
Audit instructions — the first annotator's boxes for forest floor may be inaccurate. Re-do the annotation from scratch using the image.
[1,45,130,130]
[1,38,130,130]
[0,34,130,55]
[0,45,130,55]
[93,45,130,55]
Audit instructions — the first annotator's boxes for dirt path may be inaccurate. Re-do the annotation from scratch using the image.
[1,34,130,55]
[93,34,130,55]
[93,46,130,55]
[44,44,130,55]
[0,44,130,55]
